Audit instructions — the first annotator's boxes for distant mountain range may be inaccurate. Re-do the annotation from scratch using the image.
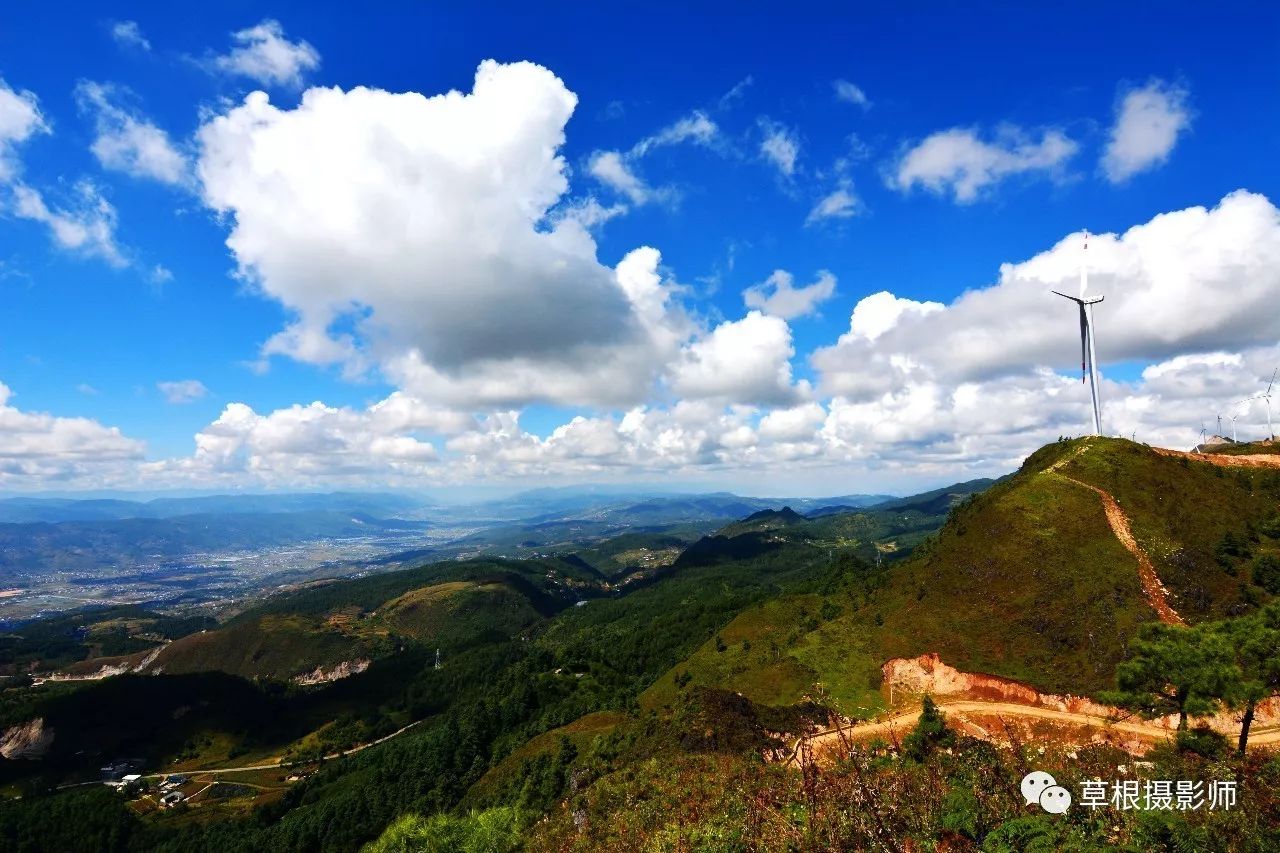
[0,487,906,616]
[0,492,426,524]
[0,487,898,526]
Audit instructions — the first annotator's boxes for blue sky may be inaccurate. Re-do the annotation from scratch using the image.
[2,3,1280,496]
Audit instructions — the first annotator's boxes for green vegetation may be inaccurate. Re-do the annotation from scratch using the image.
[1202,439,1280,456]
[1108,622,1238,731]
[5,439,1280,851]
[1055,438,1280,620]
[1108,603,1280,756]
[901,695,953,762]
[148,614,375,682]
[524,733,1280,851]
[0,606,215,674]
[361,808,523,853]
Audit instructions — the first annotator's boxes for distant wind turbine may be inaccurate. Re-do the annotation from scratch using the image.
[1235,367,1277,442]
[1053,230,1105,436]
[1228,413,1239,442]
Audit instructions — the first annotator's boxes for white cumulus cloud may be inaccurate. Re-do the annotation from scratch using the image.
[0,381,145,487]
[815,191,1280,405]
[669,311,804,405]
[197,61,693,409]
[1102,79,1191,183]
[891,125,1077,203]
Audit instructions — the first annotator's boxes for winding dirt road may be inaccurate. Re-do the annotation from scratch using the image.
[787,701,1280,766]
[147,717,427,779]
[781,441,1280,767]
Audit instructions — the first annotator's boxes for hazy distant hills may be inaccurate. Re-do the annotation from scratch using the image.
[0,486,898,527]
[0,492,426,524]
[0,487,902,617]
[432,487,897,524]
[0,511,425,576]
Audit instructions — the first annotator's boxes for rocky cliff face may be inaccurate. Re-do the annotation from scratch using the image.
[0,718,53,759]
[294,658,371,686]
[881,652,1280,733]
[882,653,1039,704]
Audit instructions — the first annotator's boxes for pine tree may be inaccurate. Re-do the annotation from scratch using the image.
[1109,623,1238,731]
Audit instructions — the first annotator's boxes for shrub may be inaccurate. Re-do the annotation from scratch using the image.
[1175,725,1228,759]
[902,696,953,762]
[1251,553,1280,595]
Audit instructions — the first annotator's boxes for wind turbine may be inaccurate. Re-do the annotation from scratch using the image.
[1053,230,1105,436]
[1235,368,1277,442]
[1228,413,1239,442]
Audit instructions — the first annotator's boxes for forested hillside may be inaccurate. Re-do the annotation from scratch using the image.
[3,440,1280,851]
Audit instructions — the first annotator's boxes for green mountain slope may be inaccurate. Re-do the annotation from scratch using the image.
[655,438,1280,706]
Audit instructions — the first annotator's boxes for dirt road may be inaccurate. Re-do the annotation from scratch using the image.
[149,717,426,779]
[787,701,1280,766]
[1153,447,1280,469]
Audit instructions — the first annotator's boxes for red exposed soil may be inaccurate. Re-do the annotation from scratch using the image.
[785,653,1280,765]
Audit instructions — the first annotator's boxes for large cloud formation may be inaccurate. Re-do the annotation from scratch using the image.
[815,190,1280,395]
[198,61,696,408]
[14,183,1280,492]
[6,55,1280,493]
[133,182,1280,487]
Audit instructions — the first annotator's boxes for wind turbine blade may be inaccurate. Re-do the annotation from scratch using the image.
[1078,306,1088,382]
[1268,368,1277,395]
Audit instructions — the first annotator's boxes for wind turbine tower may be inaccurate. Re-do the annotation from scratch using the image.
[1053,230,1105,436]
[1236,368,1277,442]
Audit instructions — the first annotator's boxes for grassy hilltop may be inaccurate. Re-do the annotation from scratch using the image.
[647,438,1280,710]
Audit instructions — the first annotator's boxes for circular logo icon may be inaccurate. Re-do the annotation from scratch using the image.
[1020,770,1057,806]
[1039,784,1072,814]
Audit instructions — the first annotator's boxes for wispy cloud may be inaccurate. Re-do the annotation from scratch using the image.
[758,118,800,177]
[587,110,722,207]
[833,79,870,109]
[109,20,151,52]
[75,81,190,186]
[208,19,319,88]
[157,379,209,404]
